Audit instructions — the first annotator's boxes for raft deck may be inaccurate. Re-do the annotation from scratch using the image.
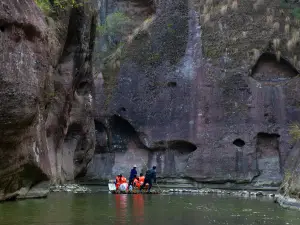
[110,190,161,194]
[108,180,161,194]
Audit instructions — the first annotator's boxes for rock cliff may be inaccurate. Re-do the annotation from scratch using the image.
[86,0,300,189]
[0,0,97,200]
[2,0,300,200]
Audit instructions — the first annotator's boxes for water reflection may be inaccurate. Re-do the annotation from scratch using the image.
[115,194,128,225]
[132,194,144,225]
[114,194,145,225]
[1,193,300,225]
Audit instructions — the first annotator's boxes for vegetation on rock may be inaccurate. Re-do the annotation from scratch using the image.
[199,0,300,72]
[289,123,300,140]
[34,0,82,14]
[97,12,131,38]
[280,0,300,19]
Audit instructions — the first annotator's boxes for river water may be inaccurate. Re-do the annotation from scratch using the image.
[0,192,300,225]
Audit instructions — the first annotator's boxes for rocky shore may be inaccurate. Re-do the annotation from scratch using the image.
[163,188,276,198]
[274,195,300,211]
[50,184,92,193]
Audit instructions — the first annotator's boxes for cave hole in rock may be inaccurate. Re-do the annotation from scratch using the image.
[233,138,245,147]
[76,81,91,95]
[109,115,145,151]
[65,123,82,141]
[152,140,197,153]
[255,132,282,184]
[0,26,5,32]
[128,0,156,14]
[23,25,39,42]
[167,82,177,87]
[251,52,298,82]
[118,107,127,112]
[94,120,109,154]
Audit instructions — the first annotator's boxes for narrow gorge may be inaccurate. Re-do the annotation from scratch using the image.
[1,0,300,205]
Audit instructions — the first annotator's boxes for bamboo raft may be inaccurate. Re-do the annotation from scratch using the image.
[108,180,161,194]
[110,190,161,194]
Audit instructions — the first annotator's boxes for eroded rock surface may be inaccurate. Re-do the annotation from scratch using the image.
[86,0,300,189]
[0,0,98,200]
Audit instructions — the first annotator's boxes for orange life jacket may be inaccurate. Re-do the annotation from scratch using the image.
[139,176,145,185]
[133,178,140,188]
[116,176,121,189]
[121,177,127,184]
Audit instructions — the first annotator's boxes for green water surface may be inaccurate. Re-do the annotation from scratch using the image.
[0,192,299,225]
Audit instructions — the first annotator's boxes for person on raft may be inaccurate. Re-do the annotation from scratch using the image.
[140,166,156,193]
[115,174,127,190]
[133,175,140,188]
[129,165,137,186]
[115,174,121,190]
[139,173,145,186]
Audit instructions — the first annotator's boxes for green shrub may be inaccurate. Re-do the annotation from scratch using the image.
[280,0,290,9]
[34,0,52,14]
[34,0,82,14]
[280,0,300,19]
[289,123,300,141]
[97,12,131,37]
[292,7,300,20]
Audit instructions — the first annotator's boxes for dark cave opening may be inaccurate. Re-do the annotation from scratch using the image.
[65,123,82,141]
[255,132,282,183]
[257,132,280,140]
[110,115,136,137]
[250,52,298,81]
[94,120,109,154]
[76,81,91,95]
[118,107,127,112]
[152,140,197,152]
[95,120,106,133]
[130,0,156,14]
[167,82,177,87]
[108,115,144,151]
[233,139,245,147]
[168,140,197,151]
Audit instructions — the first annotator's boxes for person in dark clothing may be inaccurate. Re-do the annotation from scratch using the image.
[129,165,137,186]
[140,166,156,193]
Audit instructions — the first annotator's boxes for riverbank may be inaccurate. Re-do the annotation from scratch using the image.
[164,188,276,198]
[78,178,279,191]
[6,182,300,212]
[275,194,300,211]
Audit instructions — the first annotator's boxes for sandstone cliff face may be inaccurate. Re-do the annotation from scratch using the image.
[87,0,300,188]
[2,0,300,198]
[0,0,97,200]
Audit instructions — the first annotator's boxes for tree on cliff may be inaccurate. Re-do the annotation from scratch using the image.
[34,0,82,14]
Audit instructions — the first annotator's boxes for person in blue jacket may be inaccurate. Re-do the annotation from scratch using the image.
[129,165,137,186]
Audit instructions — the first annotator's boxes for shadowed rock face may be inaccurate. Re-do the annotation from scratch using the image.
[253,133,282,186]
[251,53,298,82]
[0,0,98,200]
[85,115,198,180]
[87,0,300,189]
[0,0,50,200]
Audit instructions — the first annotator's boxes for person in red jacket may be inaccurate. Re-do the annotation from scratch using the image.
[133,175,140,189]
[120,175,127,184]
[138,173,145,186]
[115,174,122,190]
